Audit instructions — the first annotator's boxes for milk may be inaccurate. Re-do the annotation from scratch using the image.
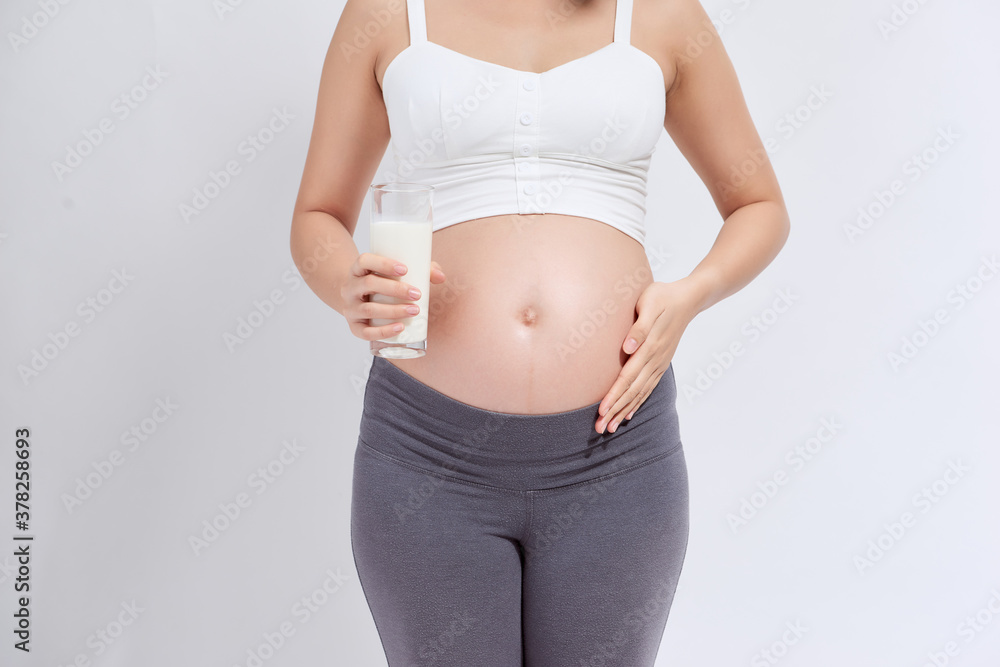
[369,220,433,346]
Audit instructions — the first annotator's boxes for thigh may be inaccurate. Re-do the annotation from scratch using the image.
[350,440,524,666]
[521,446,690,667]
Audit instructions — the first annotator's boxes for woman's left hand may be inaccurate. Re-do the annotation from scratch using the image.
[595,279,702,434]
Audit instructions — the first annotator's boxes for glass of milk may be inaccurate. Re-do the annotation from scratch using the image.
[368,182,434,359]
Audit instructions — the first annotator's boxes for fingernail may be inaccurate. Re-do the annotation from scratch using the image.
[624,338,638,354]
[395,263,407,274]
[405,305,419,315]
[408,288,421,299]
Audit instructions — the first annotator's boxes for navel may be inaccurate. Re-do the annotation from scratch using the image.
[519,306,538,326]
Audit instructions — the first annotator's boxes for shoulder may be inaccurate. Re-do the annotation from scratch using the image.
[635,0,719,55]
[332,0,411,73]
[633,0,715,93]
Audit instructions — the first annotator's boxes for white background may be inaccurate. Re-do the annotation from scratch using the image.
[1,0,998,665]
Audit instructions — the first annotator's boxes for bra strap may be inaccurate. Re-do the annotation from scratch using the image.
[613,0,633,44]
[406,0,428,44]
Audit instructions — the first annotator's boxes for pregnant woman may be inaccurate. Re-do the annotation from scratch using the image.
[290,0,789,664]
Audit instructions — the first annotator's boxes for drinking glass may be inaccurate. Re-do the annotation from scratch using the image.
[368,183,434,358]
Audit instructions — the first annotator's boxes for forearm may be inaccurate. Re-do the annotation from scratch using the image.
[679,199,791,316]
[289,210,359,317]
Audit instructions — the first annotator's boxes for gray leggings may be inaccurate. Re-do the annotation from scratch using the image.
[351,355,689,666]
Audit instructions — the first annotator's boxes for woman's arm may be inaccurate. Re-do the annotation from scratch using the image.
[596,0,790,431]
[289,0,395,317]
[662,0,791,314]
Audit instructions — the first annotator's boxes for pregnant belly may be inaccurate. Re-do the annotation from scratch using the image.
[384,213,654,414]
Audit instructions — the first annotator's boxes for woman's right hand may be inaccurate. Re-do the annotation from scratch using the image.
[340,253,446,341]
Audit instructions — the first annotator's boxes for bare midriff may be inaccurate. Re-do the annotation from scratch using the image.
[384,212,654,414]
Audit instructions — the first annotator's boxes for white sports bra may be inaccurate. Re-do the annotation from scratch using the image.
[381,0,666,248]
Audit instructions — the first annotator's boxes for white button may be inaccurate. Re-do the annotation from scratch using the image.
[519,144,532,156]
[519,112,534,125]
[522,79,536,91]
[517,162,528,171]
[524,184,537,195]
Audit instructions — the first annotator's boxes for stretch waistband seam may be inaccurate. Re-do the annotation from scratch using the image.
[357,435,683,494]
[357,437,528,495]
[528,442,684,494]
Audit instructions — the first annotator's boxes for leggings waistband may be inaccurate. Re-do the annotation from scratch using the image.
[358,356,682,491]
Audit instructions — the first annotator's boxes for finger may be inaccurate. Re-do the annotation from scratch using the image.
[599,343,651,416]
[358,271,423,305]
[343,263,423,341]
[346,253,420,305]
[358,299,421,322]
[622,325,645,356]
[601,322,657,427]
[362,322,406,341]
[597,364,649,431]
[347,300,410,341]
[349,318,405,341]
[602,376,645,433]
[604,313,675,427]
[429,260,446,283]
[609,372,660,431]
[357,251,409,278]
[622,305,659,355]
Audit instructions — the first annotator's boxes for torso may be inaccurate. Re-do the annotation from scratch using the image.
[373,0,676,414]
